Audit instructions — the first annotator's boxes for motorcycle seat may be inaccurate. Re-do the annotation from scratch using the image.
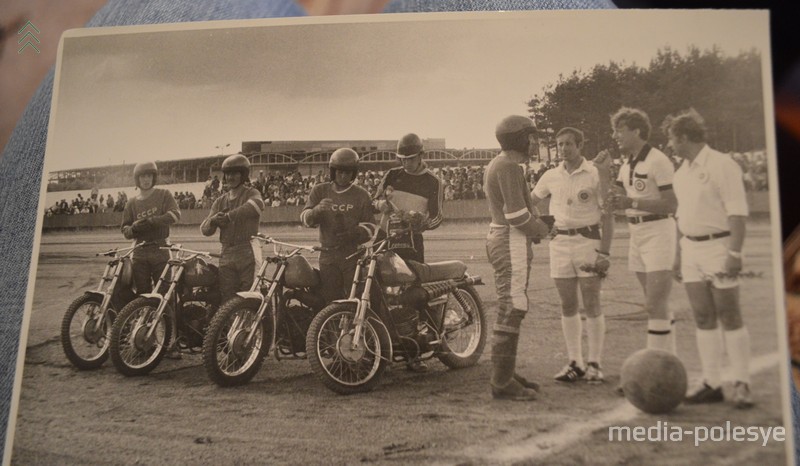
[407,260,467,283]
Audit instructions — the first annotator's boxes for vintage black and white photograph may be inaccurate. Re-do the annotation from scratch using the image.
[6,10,793,464]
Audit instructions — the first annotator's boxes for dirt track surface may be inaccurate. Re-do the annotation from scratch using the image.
[10,222,791,464]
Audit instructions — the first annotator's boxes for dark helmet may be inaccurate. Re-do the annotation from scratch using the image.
[397,133,423,159]
[329,148,359,184]
[133,161,158,189]
[221,154,251,179]
[495,115,537,153]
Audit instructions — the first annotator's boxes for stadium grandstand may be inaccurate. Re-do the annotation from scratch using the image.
[47,138,500,190]
[44,138,507,216]
[42,138,769,226]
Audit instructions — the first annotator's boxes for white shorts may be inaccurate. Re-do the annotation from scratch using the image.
[628,217,676,273]
[680,236,739,289]
[549,234,600,279]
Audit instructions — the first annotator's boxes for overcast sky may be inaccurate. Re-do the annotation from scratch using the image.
[45,10,769,172]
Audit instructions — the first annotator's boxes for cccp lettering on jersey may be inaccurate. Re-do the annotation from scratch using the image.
[136,207,159,219]
[332,204,354,212]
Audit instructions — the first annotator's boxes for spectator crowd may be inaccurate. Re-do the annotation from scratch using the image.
[44,150,768,216]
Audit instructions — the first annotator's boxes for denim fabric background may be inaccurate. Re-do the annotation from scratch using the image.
[4,1,797,464]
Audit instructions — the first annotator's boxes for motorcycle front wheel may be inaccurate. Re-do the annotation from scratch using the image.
[61,293,115,370]
[109,297,172,376]
[436,285,487,369]
[306,303,390,395]
[202,296,272,387]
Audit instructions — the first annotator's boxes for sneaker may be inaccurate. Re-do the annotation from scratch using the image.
[585,362,604,384]
[406,359,429,373]
[685,382,724,404]
[732,381,754,409]
[554,361,585,382]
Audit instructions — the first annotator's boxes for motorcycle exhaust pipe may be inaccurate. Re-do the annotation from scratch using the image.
[460,275,482,286]
[398,275,482,308]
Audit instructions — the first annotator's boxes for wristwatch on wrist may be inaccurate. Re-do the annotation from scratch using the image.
[631,199,639,209]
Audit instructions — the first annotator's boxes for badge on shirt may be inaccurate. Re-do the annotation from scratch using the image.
[633,179,646,192]
[578,189,590,203]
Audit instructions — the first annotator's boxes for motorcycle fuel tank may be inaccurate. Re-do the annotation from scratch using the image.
[378,251,416,286]
[284,255,320,288]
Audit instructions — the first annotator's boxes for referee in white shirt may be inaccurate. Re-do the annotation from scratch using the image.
[666,109,753,409]
[531,127,613,385]
[608,107,679,357]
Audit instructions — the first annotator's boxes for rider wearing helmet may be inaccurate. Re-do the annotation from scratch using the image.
[301,148,377,304]
[201,154,265,303]
[121,161,181,293]
[373,133,443,263]
[484,115,550,401]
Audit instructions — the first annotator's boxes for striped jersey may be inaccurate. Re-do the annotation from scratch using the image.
[484,152,537,231]
[202,186,264,246]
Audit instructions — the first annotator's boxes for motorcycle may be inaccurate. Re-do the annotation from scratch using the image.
[202,234,325,387]
[61,243,141,370]
[109,244,220,376]
[305,228,487,394]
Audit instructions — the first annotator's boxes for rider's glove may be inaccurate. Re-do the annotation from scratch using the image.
[130,218,152,234]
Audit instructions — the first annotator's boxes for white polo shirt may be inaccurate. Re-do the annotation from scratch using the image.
[616,145,675,216]
[532,157,602,229]
[674,145,749,236]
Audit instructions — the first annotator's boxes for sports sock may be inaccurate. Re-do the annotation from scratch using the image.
[724,326,751,385]
[695,327,723,388]
[646,319,672,352]
[561,314,583,367]
[586,315,606,364]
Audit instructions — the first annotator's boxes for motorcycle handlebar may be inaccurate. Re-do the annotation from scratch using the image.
[252,234,320,253]
[160,245,216,259]
[96,242,141,257]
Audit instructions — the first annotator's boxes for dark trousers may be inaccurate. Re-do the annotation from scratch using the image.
[319,252,359,306]
[219,243,257,304]
[394,233,425,264]
[132,245,170,294]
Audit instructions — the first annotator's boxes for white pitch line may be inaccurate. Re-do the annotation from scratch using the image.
[488,351,781,463]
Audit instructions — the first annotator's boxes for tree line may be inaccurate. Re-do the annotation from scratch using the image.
[528,46,765,159]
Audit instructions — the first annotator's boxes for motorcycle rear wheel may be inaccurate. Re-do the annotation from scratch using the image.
[110,297,172,376]
[61,293,115,370]
[202,296,272,387]
[306,303,390,395]
[436,285,487,369]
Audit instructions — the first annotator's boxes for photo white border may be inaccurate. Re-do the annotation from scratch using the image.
[4,9,793,464]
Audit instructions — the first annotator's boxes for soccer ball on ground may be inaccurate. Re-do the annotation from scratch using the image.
[620,348,688,414]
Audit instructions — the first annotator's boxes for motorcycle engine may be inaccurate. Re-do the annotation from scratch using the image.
[181,301,213,349]
[386,286,426,339]
[185,286,220,307]
[282,302,316,354]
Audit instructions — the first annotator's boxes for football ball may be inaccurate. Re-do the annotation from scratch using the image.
[620,348,687,414]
